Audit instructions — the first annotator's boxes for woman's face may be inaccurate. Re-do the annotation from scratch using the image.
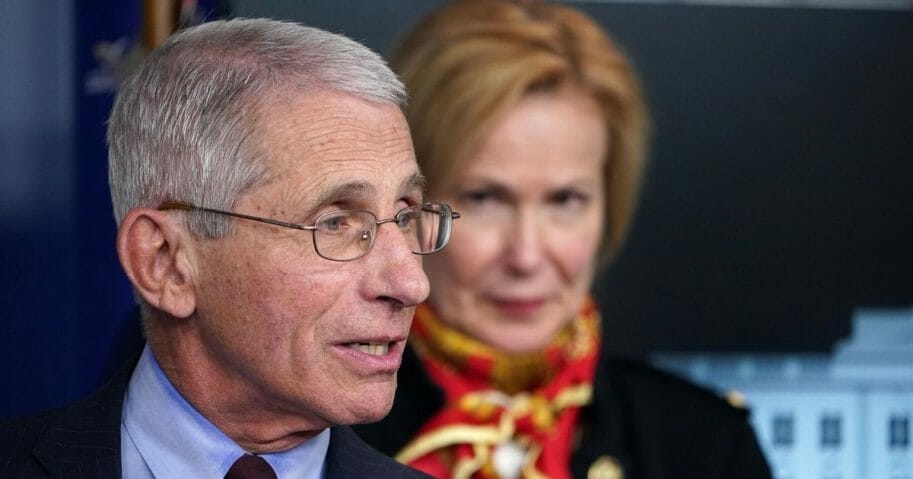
[424,86,607,354]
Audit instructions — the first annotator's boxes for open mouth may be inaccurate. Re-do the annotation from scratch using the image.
[348,342,391,356]
[334,339,404,373]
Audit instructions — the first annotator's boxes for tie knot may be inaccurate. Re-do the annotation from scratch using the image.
[225,454,277,479]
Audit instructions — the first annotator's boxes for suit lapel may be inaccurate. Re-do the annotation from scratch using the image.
[325,426,375,478]
[29,362,132,478]
[325,425,425,478]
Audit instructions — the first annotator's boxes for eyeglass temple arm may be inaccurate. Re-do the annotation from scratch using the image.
[419,203,460,219]
[157,201,316,231]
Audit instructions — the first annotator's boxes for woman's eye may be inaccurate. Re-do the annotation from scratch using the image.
[458,189,498,205]
[454,188,512,221]
[549,189,588,209]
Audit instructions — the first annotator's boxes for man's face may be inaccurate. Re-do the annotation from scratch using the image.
[189,90,430,433]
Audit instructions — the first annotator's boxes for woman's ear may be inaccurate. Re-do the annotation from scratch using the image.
[116,208,197,319]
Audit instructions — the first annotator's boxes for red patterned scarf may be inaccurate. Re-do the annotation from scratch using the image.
[397,299,601,479]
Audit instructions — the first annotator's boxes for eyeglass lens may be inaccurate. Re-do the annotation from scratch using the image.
[313,204,454,261]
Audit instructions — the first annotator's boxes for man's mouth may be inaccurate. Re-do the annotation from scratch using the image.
[348,342,391,356]
[334,339,404,373]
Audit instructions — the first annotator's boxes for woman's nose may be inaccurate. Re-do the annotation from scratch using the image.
[504,209,546,274]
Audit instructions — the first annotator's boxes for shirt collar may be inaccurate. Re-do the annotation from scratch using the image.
[122,344,330,478]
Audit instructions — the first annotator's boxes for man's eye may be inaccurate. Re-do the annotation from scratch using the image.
[396,210,417,228]
[321,214,350,231]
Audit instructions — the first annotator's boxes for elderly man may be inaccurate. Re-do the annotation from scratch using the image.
[0,18,459,478]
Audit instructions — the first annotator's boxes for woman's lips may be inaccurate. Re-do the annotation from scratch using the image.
[490,298,546,317]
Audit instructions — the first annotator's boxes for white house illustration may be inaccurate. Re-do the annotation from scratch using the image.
[653,306,913,479]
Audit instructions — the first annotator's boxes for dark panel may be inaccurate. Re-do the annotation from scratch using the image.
[584,5,913,354]
[236,1,912,354]
[235,2,913,354]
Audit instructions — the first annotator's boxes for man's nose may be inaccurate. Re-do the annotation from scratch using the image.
[364,221,431,307]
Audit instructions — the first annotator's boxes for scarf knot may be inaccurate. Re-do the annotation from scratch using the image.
[398,300,601,479]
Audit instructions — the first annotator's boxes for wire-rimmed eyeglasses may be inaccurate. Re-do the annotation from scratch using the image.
[158,201,460,262]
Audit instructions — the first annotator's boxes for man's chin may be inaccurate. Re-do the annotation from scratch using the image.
[336,384,396,425]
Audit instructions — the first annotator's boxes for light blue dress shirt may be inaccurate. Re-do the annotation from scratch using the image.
[121,345,330,478]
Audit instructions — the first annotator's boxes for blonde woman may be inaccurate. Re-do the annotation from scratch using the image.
[356,1,771,478]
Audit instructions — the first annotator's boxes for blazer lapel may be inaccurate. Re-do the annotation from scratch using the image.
[325,426,376,478]
[29,362,132,478]
[325,425,428,478]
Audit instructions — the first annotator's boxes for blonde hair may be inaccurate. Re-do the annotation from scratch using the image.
[391,0,649,259]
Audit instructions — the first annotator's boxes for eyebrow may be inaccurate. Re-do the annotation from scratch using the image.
[314,181,373,208]
[402,172,427,197]
[312,172,427,209]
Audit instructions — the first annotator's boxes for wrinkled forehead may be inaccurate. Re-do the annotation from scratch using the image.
[248,89,421,208]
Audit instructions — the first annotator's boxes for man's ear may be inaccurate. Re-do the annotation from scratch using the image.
[116,208,197,319]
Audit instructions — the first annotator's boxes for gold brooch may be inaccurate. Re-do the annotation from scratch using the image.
[588,455,623,479]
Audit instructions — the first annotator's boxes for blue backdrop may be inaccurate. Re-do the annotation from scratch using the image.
[0,0,235,418]
[0,0,139,418]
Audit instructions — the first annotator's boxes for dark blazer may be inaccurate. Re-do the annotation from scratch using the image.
[0,362,431,479]
[354,346,772,479]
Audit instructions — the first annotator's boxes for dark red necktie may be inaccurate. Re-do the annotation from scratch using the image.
[224,454,278,479]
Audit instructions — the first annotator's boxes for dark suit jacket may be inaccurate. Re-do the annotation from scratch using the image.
[1,362,430,478]
[354,346,772,479]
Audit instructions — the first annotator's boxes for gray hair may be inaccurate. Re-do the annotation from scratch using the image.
[107,18,406,237]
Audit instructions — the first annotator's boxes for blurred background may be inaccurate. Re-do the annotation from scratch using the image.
[1,0,911,475]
